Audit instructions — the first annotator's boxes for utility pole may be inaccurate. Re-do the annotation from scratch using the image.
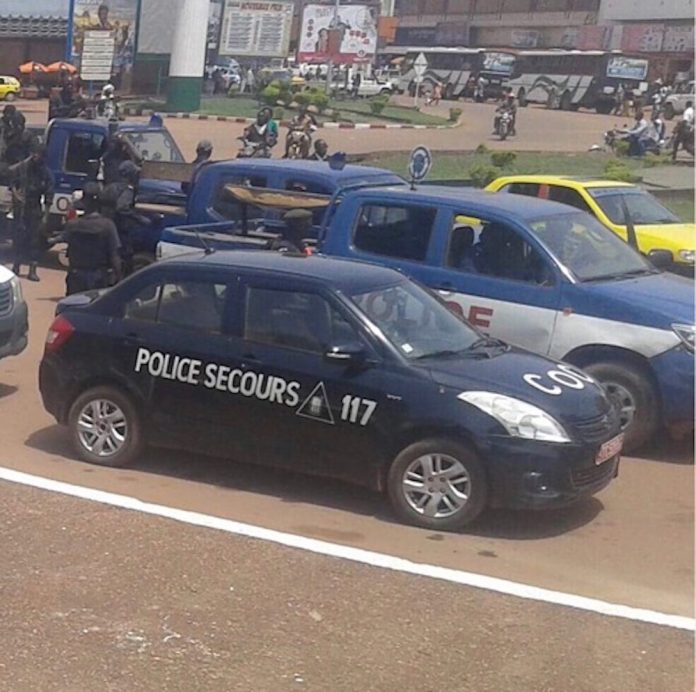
[325,0,341,94]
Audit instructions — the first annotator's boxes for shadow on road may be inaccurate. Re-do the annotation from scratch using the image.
[0,383,18,400]
[27,424,605,540]
[632,436,694,465]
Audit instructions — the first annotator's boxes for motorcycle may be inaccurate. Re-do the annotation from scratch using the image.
[604,125,661,156]
[285,123,316,160]
[496,110,513,141]
[236,136,272,159]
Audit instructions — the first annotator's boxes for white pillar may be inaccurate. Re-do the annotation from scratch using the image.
[166,0,209,112]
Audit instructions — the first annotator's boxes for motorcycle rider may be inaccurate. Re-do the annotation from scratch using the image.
[494,90,517,136]
[241,108,278,157]
[61,182,122,296]
[7,141,54,281]
[619,109,659,156]
[308,139,329,161]
[285,105,317,159]
[672,100,694,161]
[97,83,119,120]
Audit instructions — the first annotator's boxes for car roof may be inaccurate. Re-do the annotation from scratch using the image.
[492,175,636,189]
[160,250,405,293]
[202,159,405,186]
[352,184,579,219]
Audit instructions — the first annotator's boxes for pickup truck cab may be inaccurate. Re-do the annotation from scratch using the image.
[157,179,694,451]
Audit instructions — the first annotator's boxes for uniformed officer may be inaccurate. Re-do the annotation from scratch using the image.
[7,141,54,281]
[268,209,313,254]
[0,106,33,165]
[62,182,122,296]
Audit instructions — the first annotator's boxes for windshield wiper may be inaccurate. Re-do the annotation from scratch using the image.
[584,267,656,282]
[412,349,463,360]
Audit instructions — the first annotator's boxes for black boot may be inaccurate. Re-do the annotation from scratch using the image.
[27,263,40,282]
[11,263,20,275]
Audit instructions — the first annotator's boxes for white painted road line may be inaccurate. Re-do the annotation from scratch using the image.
[1,466,693,632]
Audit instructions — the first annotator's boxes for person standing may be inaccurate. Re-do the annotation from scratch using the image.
[7,142,54,281]
[351,71,362,99]
[613,83,625,116]
[62,182,122,295]
[431,82,442,106]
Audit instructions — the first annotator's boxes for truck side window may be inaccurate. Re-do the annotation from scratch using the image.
[447,216,553,286]
[65,133,106,175]
[212,175,267,221]
[547,186,593,213]
[353,204,436,262]
[284,180,332,224]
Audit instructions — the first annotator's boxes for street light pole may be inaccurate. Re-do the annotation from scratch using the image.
[325,0,340,94]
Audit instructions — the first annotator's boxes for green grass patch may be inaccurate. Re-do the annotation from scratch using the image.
[664,198,695,223]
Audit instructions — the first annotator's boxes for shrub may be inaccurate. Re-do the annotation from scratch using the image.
[369,96,389,116]
[604,159,641,183]
[308,89,329,113]
[642,152,671,168]
[273,106,285,121]
[612,139,630,157]
[474,143,490,155]
[469,163,501,188]
[260,84,280,106]
[491,151,517,168]
[294,91,311,107]
[448,107,462,122]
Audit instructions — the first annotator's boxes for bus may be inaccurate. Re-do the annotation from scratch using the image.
[400,47,516,100]
[506,50,650,113]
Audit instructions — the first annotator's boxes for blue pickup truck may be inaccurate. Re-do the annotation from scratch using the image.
[159,175,694,451]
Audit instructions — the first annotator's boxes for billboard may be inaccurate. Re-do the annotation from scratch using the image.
[70,0,139,84]
[620,24,664,53]
[606,55,649,81]
[219,0,293,57]
[298,4,378,64]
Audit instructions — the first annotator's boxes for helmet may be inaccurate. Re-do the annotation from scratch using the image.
[196,139,213,154]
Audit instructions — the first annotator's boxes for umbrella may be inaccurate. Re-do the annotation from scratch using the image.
[46,62,78,74]
[19,61,47,74]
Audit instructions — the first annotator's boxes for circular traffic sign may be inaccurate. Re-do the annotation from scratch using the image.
[408,146,432,183]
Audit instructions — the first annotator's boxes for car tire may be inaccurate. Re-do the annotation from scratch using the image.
[387,439,488,531]
[68,386,143,467]
[5,92,15,102]
[379,88,391,96]
[663,103,675,120]
[582,360,658,452]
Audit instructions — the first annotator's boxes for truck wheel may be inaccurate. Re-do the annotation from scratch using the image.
[664,103,675,120]
[68,386,143,467]
[387,439,488,531]
[582,361,658,452]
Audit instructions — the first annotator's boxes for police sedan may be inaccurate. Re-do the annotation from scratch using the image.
[39,251,622,531]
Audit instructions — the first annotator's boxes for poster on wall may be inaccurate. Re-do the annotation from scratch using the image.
[219,0,293,57]
[621,24,664,53]
[663,25,694,53]
[298,4,379,63]
[70,0,139,85]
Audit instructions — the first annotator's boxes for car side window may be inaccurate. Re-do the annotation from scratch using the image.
[353,204,436,262]
[244,287,359,354]
[446,214,554,286]
[212,175,267,221]
[502,182,541,197]
[547,186,593,213]
[65,132,106,175]
[124,280,227,332]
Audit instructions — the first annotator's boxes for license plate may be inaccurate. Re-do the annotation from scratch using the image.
[595,433,624,465]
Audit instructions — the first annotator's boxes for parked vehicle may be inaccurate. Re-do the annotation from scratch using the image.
[486,175,695,276]
[663,81,695,120]
[159,179,694,451]
[0,75,20,102]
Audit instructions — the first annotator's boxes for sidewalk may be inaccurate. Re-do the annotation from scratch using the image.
[638,165,694,192]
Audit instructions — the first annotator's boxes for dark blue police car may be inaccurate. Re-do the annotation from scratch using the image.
[39,251,622,530]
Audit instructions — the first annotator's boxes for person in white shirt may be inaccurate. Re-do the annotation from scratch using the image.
[682,100,694,127]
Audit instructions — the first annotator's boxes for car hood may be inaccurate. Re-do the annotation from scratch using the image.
[578,271,694,328]
[424,346,611,423]
[637,222,696,256]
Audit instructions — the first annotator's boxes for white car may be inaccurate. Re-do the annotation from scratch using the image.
[357,78,394,97]
[664,81,694,120]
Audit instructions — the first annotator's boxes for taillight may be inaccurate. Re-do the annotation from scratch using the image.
[66,207,78,221]
[45,315,75,353]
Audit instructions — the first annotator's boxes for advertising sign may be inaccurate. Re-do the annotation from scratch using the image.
[663,25,694,53]
[219,0,293,57]
[620,24,664,53]
[70,0,139,84]
[482,52,515,76]
[606,56,649,81]
[298,4,379,64]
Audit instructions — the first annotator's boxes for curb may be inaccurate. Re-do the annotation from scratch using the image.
[122,107,455,130]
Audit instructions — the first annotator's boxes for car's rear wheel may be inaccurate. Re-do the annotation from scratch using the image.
[582,361,658,452]
[387,439,488,531]
[5,92,16,102]
[69,386,143,467]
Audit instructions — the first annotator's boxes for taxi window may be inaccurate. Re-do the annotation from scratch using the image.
[353,204,436,262]
[212,175,267,221]
[244,288,357,354]
[501,182,540,197]
[547,186,592,213]
[446,215,553,285]
[124,280,227,332]
[65,132,106,175]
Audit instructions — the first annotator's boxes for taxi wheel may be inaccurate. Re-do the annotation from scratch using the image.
[387,440,488,531]
[583,361,658,452]
[68,386,143,467]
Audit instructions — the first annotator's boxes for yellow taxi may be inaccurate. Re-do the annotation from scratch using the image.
[486,175,695,275]
[0,75,20,101]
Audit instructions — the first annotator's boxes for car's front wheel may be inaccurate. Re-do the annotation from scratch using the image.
[69,386,143,467]
[387,439,488,531]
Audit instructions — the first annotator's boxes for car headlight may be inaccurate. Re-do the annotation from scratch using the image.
[458,391,571,443]
[9,276,22,305]
[678,250,695,263]
[672,323,695,353]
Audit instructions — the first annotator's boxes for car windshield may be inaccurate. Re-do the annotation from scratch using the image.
[530,212,654,282]
[588,188,680,225]
[124,130,184,163]
[349,281,480,360]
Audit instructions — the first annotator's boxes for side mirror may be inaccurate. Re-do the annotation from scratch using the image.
[324,342,368,366]
[647,249,673,270]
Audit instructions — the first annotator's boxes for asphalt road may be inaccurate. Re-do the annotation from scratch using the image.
[0,261,693,689]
